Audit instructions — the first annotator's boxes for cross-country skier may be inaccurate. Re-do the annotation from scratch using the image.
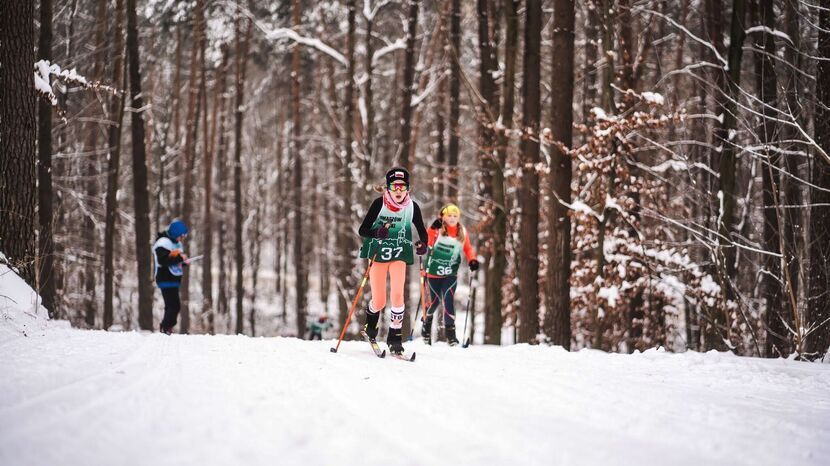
[358,167,428,355]
[153,219,189,335]
[307,314,333,340]
[421,204,479,346]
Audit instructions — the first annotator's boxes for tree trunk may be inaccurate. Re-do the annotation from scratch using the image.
[126,0,155,330]
[517,0,543,343]
[338,0,357,332]
[233,15,252,335]
[180,0,207,333]
[750,0,786,357]
[103,0,127,330]
[363,5,375,189]
[398,0,420,170]
[37,0,57,316]
[710,0,747,350]
[292,0,308,338]
[807,0,830,360]
[477,0,499,343]
[544,0,574,349]
[447,0,461,199]
[0,1,37,285]
[202,50,227,335]
[484,0,518,345]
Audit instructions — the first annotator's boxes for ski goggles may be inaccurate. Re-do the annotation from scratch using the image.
[388,182,409,192]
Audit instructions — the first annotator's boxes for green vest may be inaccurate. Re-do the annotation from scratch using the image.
[359,200,415,264]
[426,234,463,276]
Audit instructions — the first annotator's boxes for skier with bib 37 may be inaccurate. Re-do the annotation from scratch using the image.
[358,167,428,355]
[153,219,190,335]
[422,204,479,345]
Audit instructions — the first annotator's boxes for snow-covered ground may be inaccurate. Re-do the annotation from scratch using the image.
[1,325,828,466]
[2,264,829,466]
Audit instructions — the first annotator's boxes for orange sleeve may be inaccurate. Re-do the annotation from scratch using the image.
[462,234,476,262]
[427,227,439,247]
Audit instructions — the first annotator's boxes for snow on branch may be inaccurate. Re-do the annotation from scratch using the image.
[221,0,346,67]
[34,60,120,120]
[372,38,406,67]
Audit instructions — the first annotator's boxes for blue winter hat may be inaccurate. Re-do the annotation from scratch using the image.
[167,219,189,239]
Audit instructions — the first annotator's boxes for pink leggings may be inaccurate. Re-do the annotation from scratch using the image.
[369,261,407,310]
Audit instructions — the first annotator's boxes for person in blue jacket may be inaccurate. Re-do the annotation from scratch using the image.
[153,219,189,334]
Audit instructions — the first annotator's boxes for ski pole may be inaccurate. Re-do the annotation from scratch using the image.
[330,249,379,354]
[462,272,477,348]
[409,249,431,341]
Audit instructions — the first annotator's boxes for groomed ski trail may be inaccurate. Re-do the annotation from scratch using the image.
[2,326,829,466]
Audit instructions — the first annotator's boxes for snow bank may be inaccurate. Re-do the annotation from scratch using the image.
[0,255,49,341]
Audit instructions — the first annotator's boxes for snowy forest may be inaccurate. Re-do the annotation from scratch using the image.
[2,0,830,361]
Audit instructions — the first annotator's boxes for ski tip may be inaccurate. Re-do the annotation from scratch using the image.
[410,352,416,361]
[381,350,387,358]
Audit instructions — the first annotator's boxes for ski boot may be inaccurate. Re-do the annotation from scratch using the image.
[362,304,380,341]
[421,316,433,345]
[387,327,405,355]
[445,324,459,346]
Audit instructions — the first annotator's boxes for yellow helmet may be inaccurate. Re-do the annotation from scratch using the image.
[440,204,461,217]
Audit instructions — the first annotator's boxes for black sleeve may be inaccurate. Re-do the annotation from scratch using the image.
[358,197,384,238]
[155,246,184,267]
[412,202,428,243]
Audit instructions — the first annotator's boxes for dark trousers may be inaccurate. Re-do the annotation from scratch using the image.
[160,287,181,330]
[426,276,458,327]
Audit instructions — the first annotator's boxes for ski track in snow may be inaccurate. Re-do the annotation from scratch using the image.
[1,327,829,466]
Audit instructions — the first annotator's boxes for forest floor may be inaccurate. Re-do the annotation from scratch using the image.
[2,322,830,466]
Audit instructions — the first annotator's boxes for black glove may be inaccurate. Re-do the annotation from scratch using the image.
[415,241,428,256]
[430,218,443,229]
[469,259,480,272]
[374,225,389,239]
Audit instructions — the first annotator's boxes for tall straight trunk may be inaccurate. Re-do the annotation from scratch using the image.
[752,0,786,356]
[233,15,252,335]
[713,0,747,350]
[338,0,357,331]
[517,0,543,343]
[37,0,56,316]
[781,0,802,349]
[447,0,461,199]
[216,94,230,319]
[484,0,518,345]
[807,0,830,360]
[544,0,574,349]
[363,6,375,188]
[103,0,127,330]
[398,0,420,170]
[0,1,37,285]
[203,51,228,334]
[274,108,285,302]
[180,0,207,333]
[477,0,499,343]
[291,0,308,338]
[83,0,109,328]
[126,0,155,330]
[582,1,599,120]
[598,0,615,111]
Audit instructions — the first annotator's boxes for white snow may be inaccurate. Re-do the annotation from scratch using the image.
[0,258,49,340]
[1,324,829,465]
[2,261,829,466]
[640,91,665,106]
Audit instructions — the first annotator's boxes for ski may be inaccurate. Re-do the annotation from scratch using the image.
[390,352,416,362]
[360,330,387,358]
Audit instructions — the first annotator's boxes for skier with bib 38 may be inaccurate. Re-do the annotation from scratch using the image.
[358,167,428,355]
[422,204,479,346]
[153,219,190,335]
